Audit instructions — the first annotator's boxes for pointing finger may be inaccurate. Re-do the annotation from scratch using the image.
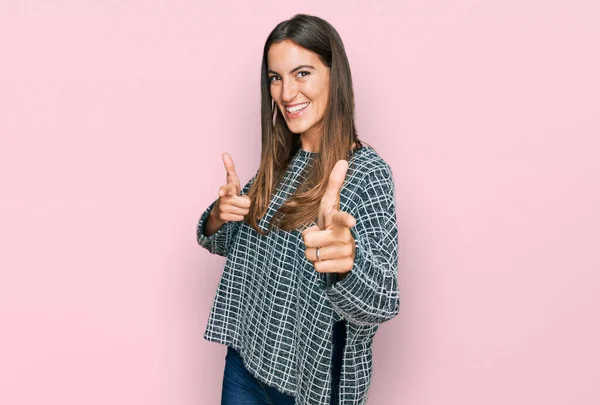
[319,159,349,229]
[222,152,241,193]
[322,160,348,208]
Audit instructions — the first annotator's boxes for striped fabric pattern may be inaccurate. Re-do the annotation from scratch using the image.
[196,145,399,405]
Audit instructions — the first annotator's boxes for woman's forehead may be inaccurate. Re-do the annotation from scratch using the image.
[267,40,324,71]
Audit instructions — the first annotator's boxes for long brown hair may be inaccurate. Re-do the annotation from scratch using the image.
[246,14,363,235]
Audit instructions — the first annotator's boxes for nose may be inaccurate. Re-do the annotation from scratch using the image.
[281,78,298,103]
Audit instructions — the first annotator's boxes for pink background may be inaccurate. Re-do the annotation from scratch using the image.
[1,1,599,404]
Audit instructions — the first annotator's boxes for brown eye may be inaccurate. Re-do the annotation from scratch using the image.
[269,75,281,83]
[297,71,310,78]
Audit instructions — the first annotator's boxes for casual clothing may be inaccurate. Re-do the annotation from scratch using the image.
[197,145,399,405]
[221,320,346,405]
[222,346,296,405]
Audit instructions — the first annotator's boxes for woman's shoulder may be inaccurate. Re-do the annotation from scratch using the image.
[347,144,394,185]
[341,144,396,213]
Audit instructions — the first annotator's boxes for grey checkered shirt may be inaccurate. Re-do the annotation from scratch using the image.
[196,145,399,405]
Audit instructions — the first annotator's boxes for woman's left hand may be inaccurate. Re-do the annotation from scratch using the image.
[302,160,356,277]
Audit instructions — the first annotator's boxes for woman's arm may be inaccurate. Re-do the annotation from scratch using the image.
[203,211,226,237]
[320,166,400,326]
[196,174,256,257]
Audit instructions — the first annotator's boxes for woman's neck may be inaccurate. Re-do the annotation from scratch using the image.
[300,131,320,153]
[300,136,357,153]
[300,126,357,153]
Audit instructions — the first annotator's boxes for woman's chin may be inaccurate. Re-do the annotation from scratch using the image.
[282,116,319,135]
[285,123,308,134]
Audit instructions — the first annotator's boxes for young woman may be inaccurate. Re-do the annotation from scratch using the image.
[197,14,399,405]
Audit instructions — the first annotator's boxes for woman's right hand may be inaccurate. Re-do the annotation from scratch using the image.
[209,153,251,224]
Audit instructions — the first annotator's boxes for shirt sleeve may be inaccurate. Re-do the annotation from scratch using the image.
[196,174,257,257]
[320,166,400,326]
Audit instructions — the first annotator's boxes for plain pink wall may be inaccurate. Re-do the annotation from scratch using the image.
[1,1,599,404]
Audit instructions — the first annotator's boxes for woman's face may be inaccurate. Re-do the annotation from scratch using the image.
[267,40,330,137]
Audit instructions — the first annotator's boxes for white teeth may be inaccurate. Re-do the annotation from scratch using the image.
[286,102,309,113]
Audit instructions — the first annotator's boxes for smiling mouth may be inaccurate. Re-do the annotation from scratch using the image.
[285,102,310,114]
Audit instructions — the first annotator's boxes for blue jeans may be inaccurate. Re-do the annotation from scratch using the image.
[221,320,346,405]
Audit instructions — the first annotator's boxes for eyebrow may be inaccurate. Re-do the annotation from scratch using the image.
[267,65,316,75]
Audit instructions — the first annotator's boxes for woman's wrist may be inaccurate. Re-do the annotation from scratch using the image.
[204,209,226,237]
